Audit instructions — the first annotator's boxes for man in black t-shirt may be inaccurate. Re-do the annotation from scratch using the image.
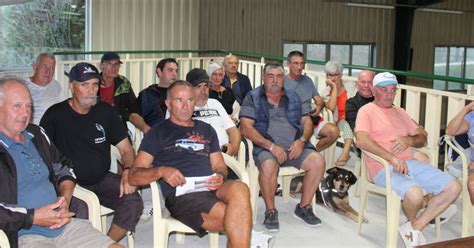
[40,62,143,243]
[129,81,252,247]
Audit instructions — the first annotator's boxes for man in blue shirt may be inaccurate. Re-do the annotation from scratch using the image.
[0,77,118,247]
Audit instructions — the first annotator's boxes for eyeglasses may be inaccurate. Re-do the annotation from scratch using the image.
[376,87,399,94]
[21,150,41,175]
[326,73,341,78]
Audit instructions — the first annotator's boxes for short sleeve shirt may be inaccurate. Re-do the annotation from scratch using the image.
[464,112,474,144]
[355,103,418,178]
[139,120,220,197]
[40,100,128,186]
[284,75,318,112]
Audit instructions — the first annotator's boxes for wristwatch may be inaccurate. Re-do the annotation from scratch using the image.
[299,136,306,143]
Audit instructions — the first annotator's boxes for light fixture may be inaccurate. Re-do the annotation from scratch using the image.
[419,8,462,15]
[346,3,394,10]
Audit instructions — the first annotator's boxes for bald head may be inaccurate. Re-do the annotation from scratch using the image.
[356,70,375,98]
[0,77,32,140]
[224,54,239,76]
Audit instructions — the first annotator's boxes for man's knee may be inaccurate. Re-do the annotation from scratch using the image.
[301,152,326,172]
[403,186,424,204]
[444,180,462,197]
[321,123,339,140]
[259,161,279,178]
[226,181,250,199]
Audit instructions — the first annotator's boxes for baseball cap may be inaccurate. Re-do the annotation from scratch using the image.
[66,62,100,82]
[373,72,398,87]
[100,52,122,64]
[186,68,210,86]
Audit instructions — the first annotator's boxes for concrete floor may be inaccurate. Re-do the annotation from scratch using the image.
[117,148,468,248]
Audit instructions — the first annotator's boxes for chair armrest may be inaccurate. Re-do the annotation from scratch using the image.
[73,185,102,230]
[445,135,470,182]
[361,149,394,194]
[414,146,436,166]
[149,181,163,220]
[222,153,250,186]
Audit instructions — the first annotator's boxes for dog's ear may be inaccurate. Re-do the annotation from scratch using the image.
[326,167,339,175]
[348,171,357,185]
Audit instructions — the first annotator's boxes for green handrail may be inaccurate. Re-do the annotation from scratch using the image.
[53,49,474,85]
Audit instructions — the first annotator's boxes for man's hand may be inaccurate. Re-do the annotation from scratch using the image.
[389,156,408,175]
[391,136,411,154]
[310,106,322,117]
[33,197,75,229]
[119,169,137,198]
[206,173,224,191]
[159,167,186,187]
[288,139,304,160]
[271,144,287,164]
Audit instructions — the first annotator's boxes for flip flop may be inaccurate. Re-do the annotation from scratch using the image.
[335,157,351,167]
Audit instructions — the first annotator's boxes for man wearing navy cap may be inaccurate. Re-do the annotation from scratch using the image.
[99,52,150,134]
[355,72,461,247]
[40,63,143,242]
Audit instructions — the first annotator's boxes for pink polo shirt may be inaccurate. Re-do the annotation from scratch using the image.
[355,102,418,179]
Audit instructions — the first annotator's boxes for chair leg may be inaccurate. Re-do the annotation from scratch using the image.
[209,232,219,248]
[155,224,169,248]
[127,231,134,248]
[248,166,260,224]
[101,215,107,234]
[386,194,400,248]
[435,216,441,240]
[282,175,292,203]
[357,183,368,234]
[176,232,185,244]
[354,159,361,197]
[461,189,473,237]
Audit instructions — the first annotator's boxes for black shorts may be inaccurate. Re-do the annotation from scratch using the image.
[165,191,219,236]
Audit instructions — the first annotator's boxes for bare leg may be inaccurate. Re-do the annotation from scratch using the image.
[259,160,279,210]
[316,123,339,152]
[300,152,325,206]
[402,186,425,224]
[336,139,352,166]
[202,181,252,248]
[107,224,127,242]
[411,181,461,230]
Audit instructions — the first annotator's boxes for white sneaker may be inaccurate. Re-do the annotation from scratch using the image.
[251,230,275,248]
[139,206,153,223]
[428,204,457,228]
[398,221,426,248]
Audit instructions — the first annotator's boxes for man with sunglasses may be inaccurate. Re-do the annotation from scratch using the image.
[355,72,461,247]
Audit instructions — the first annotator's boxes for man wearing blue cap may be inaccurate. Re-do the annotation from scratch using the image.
[99,52,150,134]
[40,63,143,242]
[355,72,461,247]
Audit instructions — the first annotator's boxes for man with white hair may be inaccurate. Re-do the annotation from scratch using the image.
[24,53,66,124]
[355,72,461,247]
[223,54,252,105]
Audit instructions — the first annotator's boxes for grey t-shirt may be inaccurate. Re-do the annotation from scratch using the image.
[284,74,318,112]
[240,94,298,150]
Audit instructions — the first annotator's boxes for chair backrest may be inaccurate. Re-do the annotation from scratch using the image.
[0,229,9,248]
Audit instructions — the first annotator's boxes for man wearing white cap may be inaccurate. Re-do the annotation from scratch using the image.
[355,72,461,247]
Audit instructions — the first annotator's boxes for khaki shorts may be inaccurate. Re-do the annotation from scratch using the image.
[18,219,114,248]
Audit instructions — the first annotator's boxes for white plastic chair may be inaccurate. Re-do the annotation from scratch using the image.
[245,138,317,223]
[149,152,249,248]
[0,230,9,248]
[357,148,440,248]
[444,135,473,237]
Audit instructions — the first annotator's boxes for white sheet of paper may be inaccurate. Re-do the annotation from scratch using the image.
[175,173,216,197]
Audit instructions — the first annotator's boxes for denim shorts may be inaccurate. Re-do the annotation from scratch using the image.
[373,160,455,199]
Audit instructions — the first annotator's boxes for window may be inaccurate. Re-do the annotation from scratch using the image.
[0,0,86,70]
[433,46,474,92]
[283,42,376,76]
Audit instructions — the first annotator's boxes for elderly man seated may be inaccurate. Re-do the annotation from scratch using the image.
[355,72,461,247]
